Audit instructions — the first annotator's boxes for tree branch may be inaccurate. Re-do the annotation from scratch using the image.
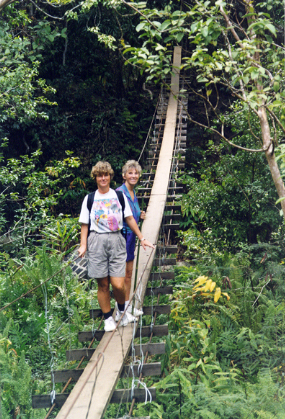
[29,0,82,20]
[173,91,266,152]
[252,274,272,307]
[0,0,14,12]
[220,5,241,43]
[186,113,265,152]
[121,0,160,30]
[265,105,285,136]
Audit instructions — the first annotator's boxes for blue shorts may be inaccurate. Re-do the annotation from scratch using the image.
[125,231,136,262]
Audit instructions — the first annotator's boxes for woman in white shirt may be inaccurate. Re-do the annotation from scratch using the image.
[78,161,154,332]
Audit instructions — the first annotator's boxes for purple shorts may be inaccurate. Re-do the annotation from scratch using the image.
[125,231,136,262]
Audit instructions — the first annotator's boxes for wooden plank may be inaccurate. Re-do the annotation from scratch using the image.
[149,271,175,280]
[153,258,176,266]
[156,245,178,253]
[54,362,161,384]
[58,326,136,418]
[164,204,181,211]
[121,362,161,378]
[54,369,83,383]
[174,149,186,155]
[134,342,165,356]
[162,223,180,230]
[147,156,185,161]
[143,305,170,316]
[32,394,69,409]
[78,325,168,342]
[89,308,104,318]
[53,362,161,385]
[136,324,168,337]
[140,172,155,177]
[33,389,156,408]
[163,214,181,221]
[145,286,173,296]
[167,194,182,199]
[66,348,95,361]
[138,186,183,192]
[137,194,182,201]
[110,388,156,403]
[78,330,104,342]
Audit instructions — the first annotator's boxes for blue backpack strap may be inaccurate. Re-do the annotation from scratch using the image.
[87,191,96,237]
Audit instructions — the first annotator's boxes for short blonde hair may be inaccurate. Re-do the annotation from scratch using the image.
[91,161,114,180]
[122,160,142,176]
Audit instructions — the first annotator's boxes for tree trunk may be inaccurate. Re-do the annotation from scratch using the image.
[0,0,14,11]
[258,106,285,217]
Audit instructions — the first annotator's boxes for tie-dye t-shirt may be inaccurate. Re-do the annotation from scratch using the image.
[79,189,132,233]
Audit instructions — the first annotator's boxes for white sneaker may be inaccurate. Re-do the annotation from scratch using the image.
[104,316,117,332]
[115,310,120,322]
[117,310,136,326]
[127,305,143,317]
[125,311,136,323]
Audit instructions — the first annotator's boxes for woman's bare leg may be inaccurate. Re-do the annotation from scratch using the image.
[97,277,111,313]
[110,276,125,305]
[125,260,134,301]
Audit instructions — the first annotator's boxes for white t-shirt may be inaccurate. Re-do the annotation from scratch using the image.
[79,189,132,233]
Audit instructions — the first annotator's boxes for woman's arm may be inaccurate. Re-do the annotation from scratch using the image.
[125,215,154,250]
[78,223,88,257]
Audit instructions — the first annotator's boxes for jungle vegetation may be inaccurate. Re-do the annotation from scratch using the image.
[1,0,285,418]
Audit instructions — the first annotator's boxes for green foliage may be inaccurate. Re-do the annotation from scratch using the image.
[126,246,285,419]
[40,216,80,255]
[0,333,36,418]
[178,106,283,250]
[0,140,81,256]
[0,17,56,124]
[0,247,99,415]
[123,0,285,222]
[2,2,285,418]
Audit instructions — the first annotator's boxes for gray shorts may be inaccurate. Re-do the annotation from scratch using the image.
[87,231,126,278]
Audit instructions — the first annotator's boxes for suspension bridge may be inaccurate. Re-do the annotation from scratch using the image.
[32,46,187,419]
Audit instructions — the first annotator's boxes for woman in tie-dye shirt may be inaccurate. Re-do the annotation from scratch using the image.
[78,161,153,332]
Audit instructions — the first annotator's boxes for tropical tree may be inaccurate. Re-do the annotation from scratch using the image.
[121,0,285,220]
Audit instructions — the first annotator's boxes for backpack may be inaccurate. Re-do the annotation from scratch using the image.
[87,190,125,237]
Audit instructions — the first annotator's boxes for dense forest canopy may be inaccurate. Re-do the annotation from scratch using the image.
[1,1,285,418]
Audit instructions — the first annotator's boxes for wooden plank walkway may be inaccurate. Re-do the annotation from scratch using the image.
[55,46,182,419]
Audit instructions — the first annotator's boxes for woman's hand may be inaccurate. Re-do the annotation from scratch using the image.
[78,224,88,258]
[125,216,154,250]
[140,211,146,220]
[140,238,155,250]
[78,244,87,258]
